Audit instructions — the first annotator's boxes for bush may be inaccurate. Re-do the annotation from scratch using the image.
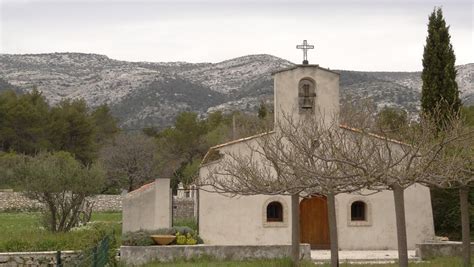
[173,226,194,236]
[122,227,203,246]
[122,230,155,246]
[173,218,197,231]
[15,152,105,232]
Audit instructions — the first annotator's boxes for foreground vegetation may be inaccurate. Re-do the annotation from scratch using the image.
[0,212,121,252]
[135,257,474,267]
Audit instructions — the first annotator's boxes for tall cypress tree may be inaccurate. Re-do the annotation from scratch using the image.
[422,8,472,267]
[421,7,461,127]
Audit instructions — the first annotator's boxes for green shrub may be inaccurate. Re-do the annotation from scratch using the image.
[154,228,177,235]
[122,230,155,246]
[172,226,194,236]
[185,233,197,245]
[173,218,197,231]
[122,227,203,246]
[176,232,187,245]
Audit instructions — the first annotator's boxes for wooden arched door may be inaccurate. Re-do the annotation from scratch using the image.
[300,196,330,249]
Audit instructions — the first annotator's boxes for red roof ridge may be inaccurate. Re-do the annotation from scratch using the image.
[127,180,156,195]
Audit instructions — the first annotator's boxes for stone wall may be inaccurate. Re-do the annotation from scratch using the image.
[120,244,311,265]
[0,251,79,267]
[0,192,123,212]
[172,198,195,220]
[0,191,198,215]
[89,194,123,212]
[0,192,41,211]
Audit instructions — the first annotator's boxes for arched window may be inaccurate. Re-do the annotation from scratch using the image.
[298,78,316,113]
[266,201,283,222]
[351,201,366,221]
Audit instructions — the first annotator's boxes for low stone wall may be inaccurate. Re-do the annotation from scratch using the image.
[416,241,474,260]
[0,251,79,266]
[0,192,123,212]
[0,192,41,211]
[172,198,195,219]
[120,244,311,266]
[89,194,123,212]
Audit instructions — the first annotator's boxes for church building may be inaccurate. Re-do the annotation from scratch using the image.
[197,42,435,250]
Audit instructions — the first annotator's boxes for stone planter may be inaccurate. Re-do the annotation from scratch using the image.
[150,235,176,245]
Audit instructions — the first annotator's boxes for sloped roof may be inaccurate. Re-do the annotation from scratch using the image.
[339,124,409,146]
[271,64,340,76]
[201,131,274,165]
[126,181,155,196]
[200,125,408,166]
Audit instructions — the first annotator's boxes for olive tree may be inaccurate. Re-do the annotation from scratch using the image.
[15,151,104,232]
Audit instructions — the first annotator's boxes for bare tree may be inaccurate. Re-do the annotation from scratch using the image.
[100,133,158,192]
[422,117,474,267]
[200,111,377,267]
[357,108,473,267]
[200,105,469,267]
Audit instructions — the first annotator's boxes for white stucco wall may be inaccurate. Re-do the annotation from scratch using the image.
[273,66,340,128]
[199,136,293,245]
[199,185,293,245]
[199,181,434,249]
[335,184,435,250]
[122,178,172,233]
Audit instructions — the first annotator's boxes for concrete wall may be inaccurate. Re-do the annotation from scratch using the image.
[120,244,311,266]
[122,179,172,233]
[0,192,123,212]
[335,184,435,250]
[273,66,340,128]
[416,242,474,260]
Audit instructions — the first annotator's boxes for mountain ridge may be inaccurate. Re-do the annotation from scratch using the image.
[0,53,472,129]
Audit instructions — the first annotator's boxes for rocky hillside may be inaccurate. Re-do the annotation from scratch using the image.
[0,53,472,129]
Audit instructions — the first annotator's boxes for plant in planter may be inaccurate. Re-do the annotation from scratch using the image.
[175,232,187,245]
[185,233,197,245]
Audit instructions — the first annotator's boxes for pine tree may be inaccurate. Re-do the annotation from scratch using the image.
[421,7,461,128]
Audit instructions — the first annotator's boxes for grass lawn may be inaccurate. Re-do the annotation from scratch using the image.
[0,211,121,252]
[140,257,473,267]
[139,258,315,267]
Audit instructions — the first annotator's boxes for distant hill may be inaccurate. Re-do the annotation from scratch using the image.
[0,53,472,129]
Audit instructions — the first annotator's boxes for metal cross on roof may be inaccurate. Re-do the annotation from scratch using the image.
[296,40,314,65]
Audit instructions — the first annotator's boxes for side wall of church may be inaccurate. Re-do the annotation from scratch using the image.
[198,185,293,245]
[335,184,435,250]
[199,138,294,245]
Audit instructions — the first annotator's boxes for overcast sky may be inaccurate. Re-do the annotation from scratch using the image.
[0,0,472,71]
